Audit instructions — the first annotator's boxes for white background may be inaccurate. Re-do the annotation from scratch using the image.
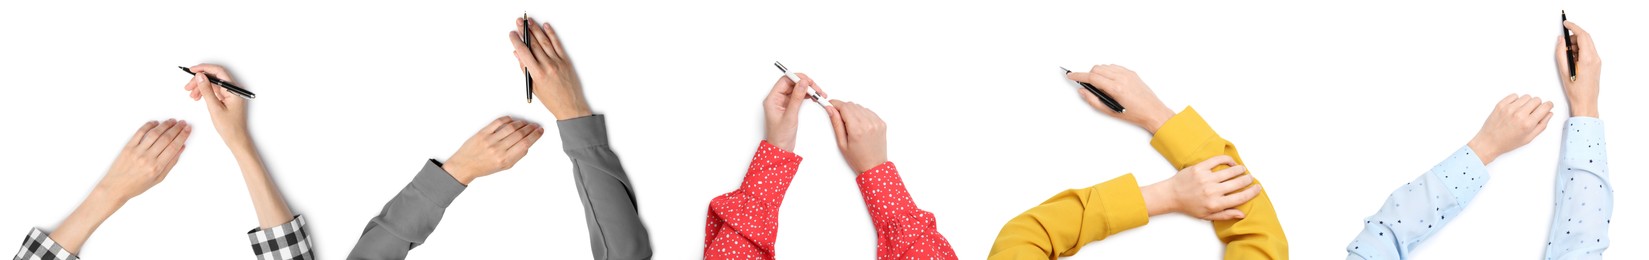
[1,0,1643,259]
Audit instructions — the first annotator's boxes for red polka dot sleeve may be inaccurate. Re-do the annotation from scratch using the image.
[703,141,802,260]
[856,162,958,260]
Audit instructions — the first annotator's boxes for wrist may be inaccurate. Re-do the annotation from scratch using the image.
[1569,102,1599,118]
[1142,110,1175,135]
[547,102,594,121]
[87,186,130,207]
[223,130,255,150]
[1140,180,1176,216]
[441,163,477,185]
[851,160,887,175]
[1465,137,1498,165]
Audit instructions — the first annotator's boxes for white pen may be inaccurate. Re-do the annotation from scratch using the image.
[773,61,829,107]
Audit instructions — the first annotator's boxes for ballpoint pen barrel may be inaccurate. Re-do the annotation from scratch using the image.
[1563,11,1576,80]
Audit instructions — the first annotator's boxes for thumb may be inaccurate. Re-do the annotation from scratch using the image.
[827,100,848,149]
[1206,209,1247,221]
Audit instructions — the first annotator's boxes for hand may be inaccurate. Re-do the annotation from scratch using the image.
[98,119,192,200]
[1067,65,1176,134]
[1556,21,1601,118]
[444,116,545,185]
[1467,94,1554,164]
[182,64,252,147]
[1141,155,1261,221]
[764,74,827,151]
[510,17,592,120]
[826,100,888,174]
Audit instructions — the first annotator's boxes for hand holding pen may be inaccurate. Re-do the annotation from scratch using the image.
[763,70,827,152]
[510,16,592,120]
[1065,64,1177,134]
[181,64,256,142]
[1556,20,1601,118]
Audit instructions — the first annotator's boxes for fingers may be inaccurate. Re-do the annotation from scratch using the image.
[526,18,556,63]
[516,18,552,66]
[786,78,813,114]
[148,120,189,155]
[505,127,545,156]
[1192,155,1238,171]
[154,124,192,163]
[542,22,567,59]
[768,75,797,100]
[1497,93,1518,107]
[1564,21,1591,49]
[481,116,516,135]
[127,121,160,150]
[1214,171,1256,195]
[1075,88,1116,115]
[188,64,229,79]
[489,120,529,143]
[794,73,827,99]
[1564,21,1600,63]
[508,31,541,74]
[137,119,179,151]
[1206,209,1247,221]
[1515,96,1544,115]
[1505,94,1532,112]
[1209,164,1249,182]
[1219,184,1264,210]
[827,100,850,148]
[183,74,203,101]
[1531,101,1555,117]
[496,123,540,147]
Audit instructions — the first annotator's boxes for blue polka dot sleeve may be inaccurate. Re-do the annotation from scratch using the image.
[1544,117,1612,259]
[1346,146,1488,260]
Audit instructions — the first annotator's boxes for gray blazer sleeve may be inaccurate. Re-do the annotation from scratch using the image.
[560,115,653,259]
[346,159,466,260]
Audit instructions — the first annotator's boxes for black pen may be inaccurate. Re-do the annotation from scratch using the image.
[523,13,534,103]
[178,66,255,99]
[1562,10,1576,81]
[1061,67,1124,113]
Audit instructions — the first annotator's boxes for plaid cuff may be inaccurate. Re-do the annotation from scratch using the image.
[247,215,313,260]
[14,228,77,260]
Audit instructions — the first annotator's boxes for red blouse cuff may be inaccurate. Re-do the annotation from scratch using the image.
[854,161,915,216]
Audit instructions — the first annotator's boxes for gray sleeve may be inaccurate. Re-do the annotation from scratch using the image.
[346,159,466,260]
[559,115,653,260]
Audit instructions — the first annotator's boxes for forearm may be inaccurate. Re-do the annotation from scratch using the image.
[988,174,1148,259]
[559,115,653,259]
[1346,146,1486,259]
[1543,118,1611,259]
[854,162,957,259]
[228,137,295,228]
[49,189,125,254]
[347,160,467,259]
[703,141,800,259]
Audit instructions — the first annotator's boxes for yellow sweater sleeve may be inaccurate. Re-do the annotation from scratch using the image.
[988,174,1150,260]
[1149,106,1288,260]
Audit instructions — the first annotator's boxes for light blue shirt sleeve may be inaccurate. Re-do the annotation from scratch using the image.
[1543,117,1611,259]
[1346,146,1489,260]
